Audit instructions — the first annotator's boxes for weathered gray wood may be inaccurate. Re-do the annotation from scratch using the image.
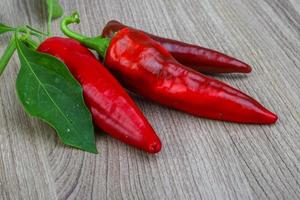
[0,0,300,199]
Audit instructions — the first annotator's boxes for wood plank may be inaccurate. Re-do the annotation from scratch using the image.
[0,0,299,199]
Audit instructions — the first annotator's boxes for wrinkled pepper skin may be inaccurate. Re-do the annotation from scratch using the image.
[104,28,277,124]
[102,20,252,74]
[37,37,162,153]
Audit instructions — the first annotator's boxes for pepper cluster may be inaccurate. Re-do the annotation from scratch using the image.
[37,12,277,154]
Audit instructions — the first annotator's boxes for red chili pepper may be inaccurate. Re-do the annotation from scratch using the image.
[102,20,252,74]
[61,13,277,124]
[37,37,162,153]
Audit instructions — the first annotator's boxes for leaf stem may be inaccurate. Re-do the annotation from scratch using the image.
[17,27,31,41]
[0,35,16,76]
[47,0,53,36]
[26,25,47,41]
[24,37,39,50]
[0,25,41,77]
[17,27,39,49]
[26,25,47,36]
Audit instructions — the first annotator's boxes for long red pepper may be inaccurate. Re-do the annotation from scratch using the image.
[37,37,162,153]
[61,13,277,124]
[102,20,252,74]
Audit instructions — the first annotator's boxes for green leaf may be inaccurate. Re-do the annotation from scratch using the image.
[46,0,64,35]
[0,23,15,35]
[0,35,16,76]
[46,0,64,19]
[15,38,97,153]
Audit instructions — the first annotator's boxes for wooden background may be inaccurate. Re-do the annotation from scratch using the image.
[1,0,300,199]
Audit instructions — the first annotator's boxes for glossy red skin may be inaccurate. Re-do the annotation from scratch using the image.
[37,37,162,153]
[102,20,252,74]
[104,28,277,124]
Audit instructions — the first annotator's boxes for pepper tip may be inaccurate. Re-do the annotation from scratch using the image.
[245,65,252,73]
[147,141,162,154]
[269,113,278,124]
[261,110,278,124]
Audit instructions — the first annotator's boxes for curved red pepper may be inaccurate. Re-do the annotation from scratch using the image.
[105,29,276,124]
[37,37,162,153]
[61,13,277,124]
[102,20,252,74]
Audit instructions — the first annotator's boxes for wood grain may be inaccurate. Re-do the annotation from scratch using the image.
[0,0,300,199]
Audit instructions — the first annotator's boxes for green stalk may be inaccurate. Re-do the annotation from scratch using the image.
[60,11,110,58]
[24,37,39,50]
[47,0,53,36]
[0,26,40,76]
[0,36,16,76]
[26,25,47,36]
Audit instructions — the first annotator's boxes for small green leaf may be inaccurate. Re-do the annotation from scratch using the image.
[0,23,15,35]
[46,0,64,35]
[15,38,97,153]
[46,0,64,19]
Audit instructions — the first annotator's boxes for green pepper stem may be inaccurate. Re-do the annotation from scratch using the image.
[60,11,110,58]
